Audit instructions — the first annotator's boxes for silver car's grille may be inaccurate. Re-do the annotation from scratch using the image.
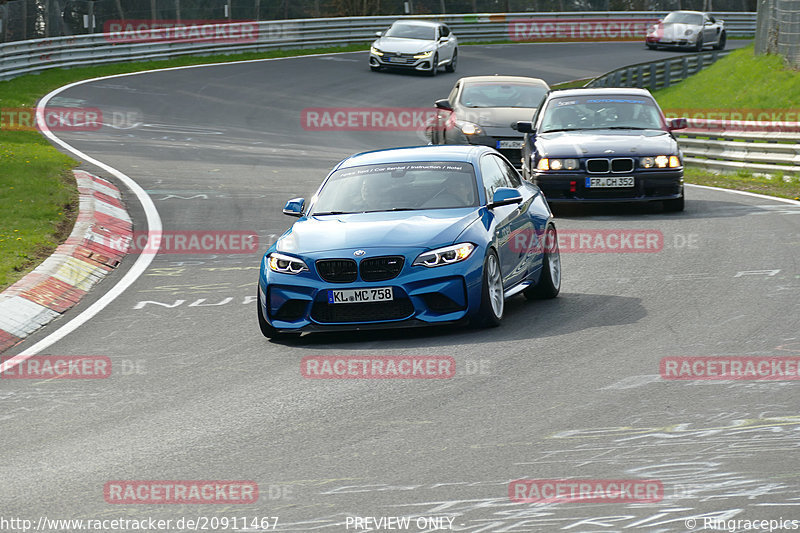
[383,52,417,64]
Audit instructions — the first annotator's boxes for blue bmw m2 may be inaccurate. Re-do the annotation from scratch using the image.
[257,145,560,338]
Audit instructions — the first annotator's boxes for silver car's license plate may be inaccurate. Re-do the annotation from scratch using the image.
[585,177,635,188]
[497,140,524,149]
[328,287,393,304]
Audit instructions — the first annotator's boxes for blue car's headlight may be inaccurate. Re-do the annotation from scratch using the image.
[413,243,475,268]
[266,252,308,274]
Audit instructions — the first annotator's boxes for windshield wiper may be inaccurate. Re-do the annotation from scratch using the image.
[361,207,417,213]
[542,128,582,133]
[312,211,352,216]
[603,126,649,130]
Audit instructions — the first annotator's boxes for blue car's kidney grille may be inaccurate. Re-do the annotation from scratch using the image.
[360,256,404,282]
[316,259,358,283]
[311,299,414,323]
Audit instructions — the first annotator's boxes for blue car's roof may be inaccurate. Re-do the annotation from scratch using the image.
[336,145,493,170]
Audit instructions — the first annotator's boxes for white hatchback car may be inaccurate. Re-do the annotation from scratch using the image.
[369,20,458,76]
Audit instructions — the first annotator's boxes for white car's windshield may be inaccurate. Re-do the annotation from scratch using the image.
[663,12,703,25]
[540,96,664,133]
[460,83,548,109]
[384,23,436,40]
[311,161,479,214]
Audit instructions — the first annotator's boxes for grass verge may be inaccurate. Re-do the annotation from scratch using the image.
[684,167,800,201]
[0,44,367,291]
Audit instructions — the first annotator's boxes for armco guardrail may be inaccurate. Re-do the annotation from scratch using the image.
[678,119,800,174]
[0,11,756,81]
[587,49,733,90]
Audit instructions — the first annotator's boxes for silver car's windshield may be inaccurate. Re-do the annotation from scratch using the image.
[663,12,703,25]
[460,83,548,109]
[384,23,436,40]
[540,96,664,133]
[311,161,479,215]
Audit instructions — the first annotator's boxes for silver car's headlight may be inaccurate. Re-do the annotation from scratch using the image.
[685,28,694,35]
[370,46,384,56]
[266,252,308,274]
[413,243,475,267]
[457,121,483,135]
[413,50,434,59]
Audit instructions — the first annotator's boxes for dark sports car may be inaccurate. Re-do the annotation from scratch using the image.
[257,145,561,338]
[515,87,687,211]
[646,11,726,51]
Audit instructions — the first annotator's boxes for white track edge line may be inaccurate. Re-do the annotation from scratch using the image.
[686,183,800,206]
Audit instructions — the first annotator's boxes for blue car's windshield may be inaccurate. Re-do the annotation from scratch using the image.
[540,95,665,133]
[384,23,436,40]
[310,161,479,215]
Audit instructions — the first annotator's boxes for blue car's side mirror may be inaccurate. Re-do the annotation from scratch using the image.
[489,188,523,209]
[283,197,305,217]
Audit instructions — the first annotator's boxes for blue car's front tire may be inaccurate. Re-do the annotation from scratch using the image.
[524,224,561,300]
[257,289,300,339]
[472,249,503,328]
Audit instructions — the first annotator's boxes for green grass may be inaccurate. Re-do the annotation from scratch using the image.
[0,132,77,289]
[684,167,800,201]
[652,45,800,200]
[0,44,368,291]
[656,45,800,111]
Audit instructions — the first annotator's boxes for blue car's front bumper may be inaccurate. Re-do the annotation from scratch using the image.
[258,247,485,333]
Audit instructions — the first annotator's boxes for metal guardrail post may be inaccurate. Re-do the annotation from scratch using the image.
[662,60,671,89]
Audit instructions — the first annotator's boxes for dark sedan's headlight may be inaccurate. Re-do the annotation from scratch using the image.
[266,252,309,274]
[537,158,579,171]
[640,155,681,169]
[413,243,475,267]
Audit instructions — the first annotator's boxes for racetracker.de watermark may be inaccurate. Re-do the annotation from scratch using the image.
[301,356,456,379]
[103,20,258,43]
[103,481,259,504]
[508,18,657,42]
[0,356,111,379]
[661,357,800,380]
[302,107,441,131]
[1,107,102,132]
[510,229,664,254]
[509,479,663,503]
[663,108,800,133]
[98,230,259,254]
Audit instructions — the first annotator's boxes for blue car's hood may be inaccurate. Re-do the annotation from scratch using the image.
[277,209,479,254]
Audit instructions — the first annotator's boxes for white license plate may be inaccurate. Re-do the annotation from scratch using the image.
[328,287,394,304]
[585,177,635,188]
[497,140,524,149]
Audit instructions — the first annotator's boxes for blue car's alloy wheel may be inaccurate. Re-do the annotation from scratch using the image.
[474,250,503,327]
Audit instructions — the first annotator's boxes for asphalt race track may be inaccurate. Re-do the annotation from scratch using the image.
[4,39,800,532]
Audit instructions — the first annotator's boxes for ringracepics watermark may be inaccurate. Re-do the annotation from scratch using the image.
[1,107,102,132]
[509,479,663,503]
[661,357,800,380]
[103,20,258,43]
[508,18,657,42]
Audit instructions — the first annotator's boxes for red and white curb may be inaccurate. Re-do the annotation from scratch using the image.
[0,170,132,353]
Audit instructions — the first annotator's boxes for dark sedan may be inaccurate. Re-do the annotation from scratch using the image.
[428,76,549,169]
[516,87,687,211]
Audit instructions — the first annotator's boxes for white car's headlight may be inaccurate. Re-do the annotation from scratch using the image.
[267,252,308,274]
[413,243,475,267]
[413,50,434,59]
[370,46,384,56]
[685,28,694,35]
